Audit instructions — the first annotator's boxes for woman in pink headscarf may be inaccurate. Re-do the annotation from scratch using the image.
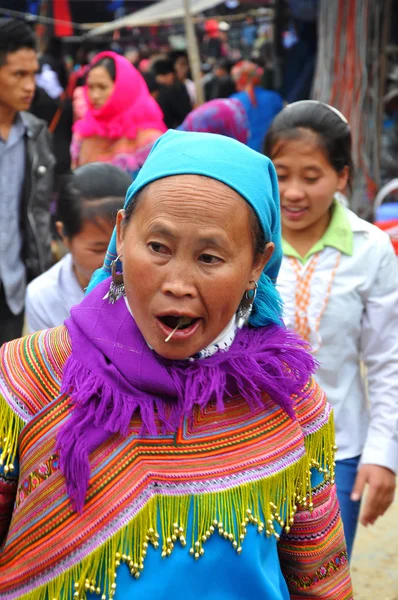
[71,51,167,168]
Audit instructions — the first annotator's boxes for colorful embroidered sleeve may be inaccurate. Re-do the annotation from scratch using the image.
[0,329,69,545]
[278,481,352,598]
[277,378,352,598]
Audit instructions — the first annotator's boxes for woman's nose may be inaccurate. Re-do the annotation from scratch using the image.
[282,184,306,201]
[161,264,197,298]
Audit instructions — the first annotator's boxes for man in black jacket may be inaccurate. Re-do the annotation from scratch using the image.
[0,19,55,345]
[152,59,192,129]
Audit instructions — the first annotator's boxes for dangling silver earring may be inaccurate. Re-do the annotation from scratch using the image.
[237,281,258,329]
[108,255,125,304]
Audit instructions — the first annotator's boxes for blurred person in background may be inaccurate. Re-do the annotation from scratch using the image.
[206,58,236,101]
[141,72,160,101]
[26,163,131,332]
[124,46,141,68]
[152,58,192,129]
[71,51,166,168]
[241,16,258,59]
[231,61,283,152]
[202,19,225,62]
[30,85,73,185]
[0,19,55,345]
[37,36,68,96]
[112,97,249,179]
[178,97,249,145]
[169,50,196,106]
[66,42,94,99]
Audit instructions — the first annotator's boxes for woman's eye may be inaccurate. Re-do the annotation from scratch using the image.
[148,242,169,254]
[305,177,319,184]
[277,174,287,182]
[199,254,221,264]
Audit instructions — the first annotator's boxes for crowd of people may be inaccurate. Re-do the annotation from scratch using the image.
[0,15,397,600]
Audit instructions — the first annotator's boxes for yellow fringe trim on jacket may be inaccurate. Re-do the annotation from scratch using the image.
[15,413,336,600]
[0,394,25,474]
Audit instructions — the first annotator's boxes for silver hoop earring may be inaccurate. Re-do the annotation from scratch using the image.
[108,255,125,304]
[237,281,258,329]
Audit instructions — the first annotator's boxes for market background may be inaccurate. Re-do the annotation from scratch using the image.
[1,1,397,596]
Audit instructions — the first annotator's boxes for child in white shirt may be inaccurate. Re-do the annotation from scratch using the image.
[26,163,131,332]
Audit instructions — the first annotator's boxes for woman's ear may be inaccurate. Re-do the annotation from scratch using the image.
[116,210,126,257]
[337,165,350,192]
[250,242,275,283]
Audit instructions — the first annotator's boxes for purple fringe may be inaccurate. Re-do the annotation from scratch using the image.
[57,324,316,512]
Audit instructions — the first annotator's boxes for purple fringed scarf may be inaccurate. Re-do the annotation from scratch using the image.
[57,278,316,512]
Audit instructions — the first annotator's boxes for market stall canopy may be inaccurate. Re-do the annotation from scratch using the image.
[86,0,225,36]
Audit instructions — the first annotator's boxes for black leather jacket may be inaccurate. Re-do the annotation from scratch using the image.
[21,112,55,282]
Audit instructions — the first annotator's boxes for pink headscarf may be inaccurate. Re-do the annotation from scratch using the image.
[73,51,166,139]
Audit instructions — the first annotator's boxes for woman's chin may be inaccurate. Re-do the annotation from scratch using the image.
[154,345,196,360]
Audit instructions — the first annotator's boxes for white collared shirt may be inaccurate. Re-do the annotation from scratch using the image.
[278,208,398,472]
[26,253,84,332]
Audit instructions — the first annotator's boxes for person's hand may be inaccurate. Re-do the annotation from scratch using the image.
[351,464,396,526]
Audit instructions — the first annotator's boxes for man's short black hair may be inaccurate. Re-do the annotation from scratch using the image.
[0,19,36,67]
[152,59,175,77]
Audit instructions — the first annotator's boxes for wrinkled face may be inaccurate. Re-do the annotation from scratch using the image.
[116,175,272,360]
[0,49,38,113]
[271,132,349,236]
[60,217,115,289]
[87,65,115,109]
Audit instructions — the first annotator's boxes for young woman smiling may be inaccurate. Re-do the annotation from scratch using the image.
[265,100,398,560]
[0,131,352,599]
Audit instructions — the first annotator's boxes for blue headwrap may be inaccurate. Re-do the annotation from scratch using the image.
[88,130,283,327]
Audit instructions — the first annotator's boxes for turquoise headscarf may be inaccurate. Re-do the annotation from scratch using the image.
[88,130,283,327]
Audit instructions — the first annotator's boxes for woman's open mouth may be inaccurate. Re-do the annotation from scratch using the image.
[156,315,202,342]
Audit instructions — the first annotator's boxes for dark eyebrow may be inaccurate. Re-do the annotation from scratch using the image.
[12,69,39,76]
[89,241,109,247]
[303,166,323,172]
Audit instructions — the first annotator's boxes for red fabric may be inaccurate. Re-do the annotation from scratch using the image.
[53,0,73,37]
[73,51,167,140]
[205,19,220,37]
[231,61,264,106]
[374,219,398,255]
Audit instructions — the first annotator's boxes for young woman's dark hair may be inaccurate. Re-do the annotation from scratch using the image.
[57,163,131,238]
[89,56,116,81]
[0,18,36,66]
[264,101,354,190]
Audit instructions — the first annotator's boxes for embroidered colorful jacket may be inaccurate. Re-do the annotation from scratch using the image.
[0,327,352,599]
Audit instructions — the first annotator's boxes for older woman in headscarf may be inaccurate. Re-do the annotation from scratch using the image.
[231,60,284,153]
[71,51,167,168]
[0,131,352,599]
